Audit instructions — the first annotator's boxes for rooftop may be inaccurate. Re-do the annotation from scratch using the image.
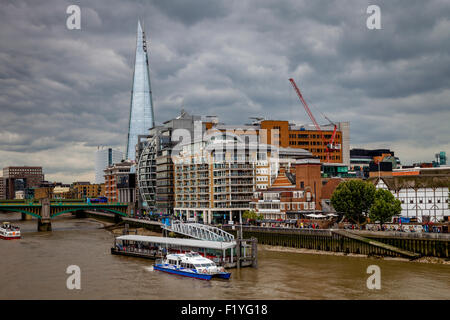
[369,176,450,189]
[115,235,236,250]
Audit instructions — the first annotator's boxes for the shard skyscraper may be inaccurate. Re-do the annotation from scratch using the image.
[126,20,155,161]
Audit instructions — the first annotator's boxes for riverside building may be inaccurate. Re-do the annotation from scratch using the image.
[206,119,350,165]
[370,174,450,223]
[72,182,105,199]
[136,111,209,214]
[136,112,331,217]
[250,159,323,221]
[104,160,134,203]
[173,137,258,224]
[172,130,315,224]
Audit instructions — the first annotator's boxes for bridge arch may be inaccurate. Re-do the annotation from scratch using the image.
[51,207,127,218]
[0,207,41,219]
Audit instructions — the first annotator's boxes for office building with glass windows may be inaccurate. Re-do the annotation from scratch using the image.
[126,20,155,162]
[95,147,124,184]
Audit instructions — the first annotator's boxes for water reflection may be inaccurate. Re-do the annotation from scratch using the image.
[0,212,448,300]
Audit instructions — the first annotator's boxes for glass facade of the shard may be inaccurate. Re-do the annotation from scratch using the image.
[126,21,155,161]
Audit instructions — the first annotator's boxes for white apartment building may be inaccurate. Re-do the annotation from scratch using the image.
[173,133,315,224]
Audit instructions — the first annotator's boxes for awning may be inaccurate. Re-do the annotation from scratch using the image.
[305,214,327,218]
[116,235,235,250]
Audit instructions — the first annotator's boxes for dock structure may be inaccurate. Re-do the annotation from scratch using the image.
[162,220,235,242]
[111,235,256,268]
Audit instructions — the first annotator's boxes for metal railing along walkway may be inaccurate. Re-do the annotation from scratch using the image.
[162,220,235,242]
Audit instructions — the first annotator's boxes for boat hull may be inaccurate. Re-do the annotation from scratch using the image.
[154,265,213,280]
[213,272,231,279]
[0,234,21,240]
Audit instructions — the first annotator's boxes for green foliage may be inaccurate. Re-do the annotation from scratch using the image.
[243,210,263,223]
[331,180,376,225]
[369,189,402,224]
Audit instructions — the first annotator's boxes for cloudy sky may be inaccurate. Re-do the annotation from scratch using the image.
[0,0,449,183]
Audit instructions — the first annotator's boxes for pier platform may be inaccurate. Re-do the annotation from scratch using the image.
[111,235,256,268]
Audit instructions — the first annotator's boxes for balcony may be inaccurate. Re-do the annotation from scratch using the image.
[231,188,254,193]
[230,164,253,169]
[230,181,254,186]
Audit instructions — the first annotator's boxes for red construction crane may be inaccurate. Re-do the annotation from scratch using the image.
[288,78,338,162]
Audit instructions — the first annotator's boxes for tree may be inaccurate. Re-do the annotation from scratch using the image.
[369,189,401,225]
[331,180,376,226]
[243,210,263,225]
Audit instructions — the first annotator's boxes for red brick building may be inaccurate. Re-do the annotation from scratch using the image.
[250,159,323,220]
[104,161,134,203]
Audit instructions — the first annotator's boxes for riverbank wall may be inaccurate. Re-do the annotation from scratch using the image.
[223,226,449,259]
[84,212,449,259]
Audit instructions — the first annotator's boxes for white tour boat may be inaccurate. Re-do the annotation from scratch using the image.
[154,251,231,280]
[0,222,21,240]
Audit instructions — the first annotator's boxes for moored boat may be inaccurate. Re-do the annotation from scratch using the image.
[154,251,231,281]
[0,222,21,240]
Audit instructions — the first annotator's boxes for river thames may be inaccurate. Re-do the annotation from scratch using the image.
[0,213,449,300]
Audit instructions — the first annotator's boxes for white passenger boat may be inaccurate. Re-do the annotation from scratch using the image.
[154,252,231,280]
[0,222,21,240]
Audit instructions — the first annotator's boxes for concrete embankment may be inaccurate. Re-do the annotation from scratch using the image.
[83,213,449,260]
[224,226,449,259]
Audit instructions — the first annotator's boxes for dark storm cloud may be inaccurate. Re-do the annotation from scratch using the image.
[0,0,449,181]
[152,0,231,26]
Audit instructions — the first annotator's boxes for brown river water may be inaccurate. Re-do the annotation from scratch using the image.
[0,212,449,300]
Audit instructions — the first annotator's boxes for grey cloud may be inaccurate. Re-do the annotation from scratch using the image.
[0,0,448,182]
[152,0,231,26]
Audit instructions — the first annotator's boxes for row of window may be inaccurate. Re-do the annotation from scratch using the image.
[251,202,315,210]
[400,198,448,204]
[255,191,308,199]
[290,140,330,146]
[318,155,341,160]
[288,133,341,139]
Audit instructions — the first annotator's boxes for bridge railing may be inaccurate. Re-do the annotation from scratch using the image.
[0,199,128,205]
[163,220,235,242]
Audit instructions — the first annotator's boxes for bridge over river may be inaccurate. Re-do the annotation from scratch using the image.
[0,199,128,231]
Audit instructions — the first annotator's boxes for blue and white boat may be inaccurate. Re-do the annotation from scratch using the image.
[154,252,231,281]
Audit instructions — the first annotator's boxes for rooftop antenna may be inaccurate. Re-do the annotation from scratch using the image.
[249,117,265,125]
